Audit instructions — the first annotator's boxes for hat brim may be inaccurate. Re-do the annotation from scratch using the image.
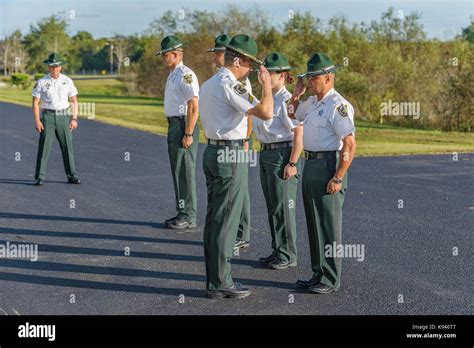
[206,47,226,52]
[155,43,184,56]
[266,66,296,72]
[223,44,263,65]
[43,60,65,66]
[300,65,337,77]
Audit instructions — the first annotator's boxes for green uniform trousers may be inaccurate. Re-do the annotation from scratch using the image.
[302,154,347,289]
[203,144,248,290]
[167,117,199,223]
[259,147,299,262]
[236,136,252,243]
[34,110,78,181]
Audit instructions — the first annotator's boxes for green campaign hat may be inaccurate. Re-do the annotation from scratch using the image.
[300,53,337,77]
[263,52,294,72]
[206,34,231,52]
[156,35,184,56]
[43,52,66,66]
[223,34,263,65]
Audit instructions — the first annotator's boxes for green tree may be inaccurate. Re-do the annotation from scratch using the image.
[0,30,28,75]
[460,20,474,43]
[24,15,71,73]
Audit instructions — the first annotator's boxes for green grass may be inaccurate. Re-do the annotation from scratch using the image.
[1,78,473,157]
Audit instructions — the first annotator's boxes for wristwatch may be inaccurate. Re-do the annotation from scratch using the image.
[332,176,343,184]
[288,160,297,167]
[184,133,193,137]
[244,138,250,143]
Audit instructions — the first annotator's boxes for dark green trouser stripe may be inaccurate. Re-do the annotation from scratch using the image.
[167,117,199,222]
[259,147,299,262]
[203,144,247,290]
[302,156,347,288]
[35,110,78,180]
[237,136,252,242]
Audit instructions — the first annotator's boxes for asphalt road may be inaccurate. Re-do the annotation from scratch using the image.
[0,101,472,315]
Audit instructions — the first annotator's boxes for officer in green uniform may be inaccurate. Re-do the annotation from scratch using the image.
[156,35,200,230]
[253,52,303,270]
[200,34,273,299]
[289,53,357,294]
[206,34,252,251]
[32,52,80,186]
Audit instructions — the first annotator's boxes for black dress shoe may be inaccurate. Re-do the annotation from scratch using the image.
[164,215,179,226]
[35,179,43,186]
[206,283,251,299]
[308,283,339,294]
[269,259,297,270]
[68,178,81,184]
[296,276,320,289]
[168,218,197,230]
[234,240,250,250]
[258,254,277,265]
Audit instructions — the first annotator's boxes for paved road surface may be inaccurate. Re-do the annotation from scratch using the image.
[0,102,472,315]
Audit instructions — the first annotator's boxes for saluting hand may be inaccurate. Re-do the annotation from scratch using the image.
[294,77,307,98]
[258,66,271,89]
[35,120,44,133]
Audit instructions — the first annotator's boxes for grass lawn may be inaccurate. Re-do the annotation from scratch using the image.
[1,77,473,157]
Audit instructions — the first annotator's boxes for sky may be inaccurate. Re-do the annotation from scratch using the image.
[0,0,472,40]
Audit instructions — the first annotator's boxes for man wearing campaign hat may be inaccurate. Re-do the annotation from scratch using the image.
[207,34,252,252]
[32,52,80,186]
[254,52,303,270]
[157,35,200,230]
[200,34,273,299]
[288,53,357,294]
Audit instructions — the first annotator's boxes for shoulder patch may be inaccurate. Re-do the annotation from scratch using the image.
[182,74,193,84]
[337,104,349,117]
[248,94,254,104]
[233,83,247,95]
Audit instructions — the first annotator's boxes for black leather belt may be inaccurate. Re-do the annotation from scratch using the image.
[42,108,68,114]
[261,141,292,151]
[304,150,338,160]
[167,116,185,123]
[208,139,245,147]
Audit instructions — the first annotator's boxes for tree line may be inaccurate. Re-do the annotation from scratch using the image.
[1,6,472,131]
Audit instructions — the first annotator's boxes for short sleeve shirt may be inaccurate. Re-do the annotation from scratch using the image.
[32,73,78,110]
[253,86,302,143]
[295,88,355,151]
[164,62,199,117]
[200,67,258,140]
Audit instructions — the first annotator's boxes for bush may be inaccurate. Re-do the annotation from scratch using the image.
[11,73,31,90]
[34,73,44,80]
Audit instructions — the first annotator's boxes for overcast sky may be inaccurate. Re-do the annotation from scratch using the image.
[1,0,472,39]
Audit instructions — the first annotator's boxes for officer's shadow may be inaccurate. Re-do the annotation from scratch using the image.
[0,211,168,229]
[0,257,295,299]
[0,178,66,186]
